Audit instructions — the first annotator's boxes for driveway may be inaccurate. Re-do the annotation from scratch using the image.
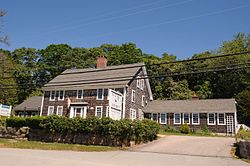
[132,135,235,157]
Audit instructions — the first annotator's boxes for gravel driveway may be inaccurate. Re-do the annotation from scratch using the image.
[132,135,235,157]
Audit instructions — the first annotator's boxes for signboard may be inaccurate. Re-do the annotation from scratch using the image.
[108,89,123,120]
[0,104,12,117]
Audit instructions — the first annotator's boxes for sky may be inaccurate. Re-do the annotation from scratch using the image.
[1,0,250,59]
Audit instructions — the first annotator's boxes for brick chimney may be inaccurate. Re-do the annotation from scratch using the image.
[96,55,107,68]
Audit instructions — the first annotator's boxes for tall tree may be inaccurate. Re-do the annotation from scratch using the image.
[0,10,9,45]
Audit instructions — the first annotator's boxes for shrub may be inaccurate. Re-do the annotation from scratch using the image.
[163,125,179,133]
[180,123,190,134]
[236,129,250,141]
[6,117,26,128]
[0,117,6,127]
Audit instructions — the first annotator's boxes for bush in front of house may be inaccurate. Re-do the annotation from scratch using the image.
[236,129,250,142]
[163,124,179,133]
[5,115,160,146]
[180,123,190,134]
[0,117,6,127]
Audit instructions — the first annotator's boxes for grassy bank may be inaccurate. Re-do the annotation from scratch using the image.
[0,138,122,152]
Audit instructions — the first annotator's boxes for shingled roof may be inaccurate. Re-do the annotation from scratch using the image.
[144,99,236,113]
[42,62,153,100]
[14,96,43,111]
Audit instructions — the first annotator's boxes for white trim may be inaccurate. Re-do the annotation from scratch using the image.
[40,95,44,116]
[174,113,181,124]
[47,106,54,116]
[58,90,65,101]
[96,89,104,100]
[56,106,63,116]
[95,106,103,118]
[192,113,200,125]
[49,91,56,101]
[76,90,83,99]
[141,95,145,107]
[140,79,144,90]
[106,106,109,117]
[217,113,226,125]
[182,113,190,124]
[130,108,136,120]
[137,76,141,88]
[207,113,216,125]
[159,113,167,124]
[122,87,126,119]
[131,90,135,102]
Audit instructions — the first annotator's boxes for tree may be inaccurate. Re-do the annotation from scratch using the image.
[236,88,250,126]
[0,10,9,45]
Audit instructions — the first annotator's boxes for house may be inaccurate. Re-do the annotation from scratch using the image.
[13,96,43,117]
[40,56,153,120]
[144,99,237,134]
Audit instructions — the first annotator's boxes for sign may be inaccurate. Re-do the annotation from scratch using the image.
[0,104,12,117]
[108,89,123,120]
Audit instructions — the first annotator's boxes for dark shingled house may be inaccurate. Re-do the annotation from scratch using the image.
[40,56,153,120]
[144,99,237,134]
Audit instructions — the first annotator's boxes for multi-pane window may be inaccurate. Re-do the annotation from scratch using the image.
[141,79,144,90]
[97,89,104,100]
[130,109,136,120]
[183,113,190,124]
[160,113,167,124]
[56,106,63,116]
[50,91,56,101]
[152,113,158,122]
[141,95,145,107]
[77,90,83,99]
[58,90,64,100]
[192,113,199,124]
[131,90,135,102]
[174,113,181,124]
[95,106,103,118]
[48,106,54,116]
[208,113,215,125]
[218,113,225,125]
[137,76,141,88]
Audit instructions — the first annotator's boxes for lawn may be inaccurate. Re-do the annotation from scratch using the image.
[0,138,122,152]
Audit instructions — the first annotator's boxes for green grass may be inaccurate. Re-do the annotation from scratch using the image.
[0,138,123,152]
[159,129,228,137]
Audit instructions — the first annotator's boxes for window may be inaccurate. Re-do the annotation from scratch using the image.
[131,90,135,102]
[106,106,109,117]
[49,91,55,101]
[218,113,225,125]
[192,113,199,125]
[95,106,103,118]
[152,113,158,122]
[130,109,136,120]
[141,95,145,107]
[137,76,141,88]
[208,113,215,125]
[97,89,104,100]
[160,113,167,124]
[48,106,54,116]
[77,90,83,99]
[56,106,63,116]
[140,79,144,90]
[58,90,64,100]
[174,113,181,124]
[183,113,190,124]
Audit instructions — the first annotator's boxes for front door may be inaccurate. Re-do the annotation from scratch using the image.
[70,106,87,118]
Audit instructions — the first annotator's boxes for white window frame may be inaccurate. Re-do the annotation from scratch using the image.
[207,113,216,125]
[49,91,56,101]
[47,106,54,116]
[130,108,136,120]
[137,76,141,88]
[140,79,144,90]
[141,95,145,107]
[95,106,103,118]
[76,90,83,99]
[217,113,226,125]
[56,106,63,116]
[58,90,65,101]
[192,113,199,125]
[182,113,190,124]
[131,90,135,102]
[160,113,167,124]
[174,113,181,124]
[106,106,109,117]
[96,89,104,100]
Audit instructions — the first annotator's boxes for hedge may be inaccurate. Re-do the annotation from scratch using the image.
[6,116,160,144]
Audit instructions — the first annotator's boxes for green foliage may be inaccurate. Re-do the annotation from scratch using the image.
[163,125,179,133]
[236,88,250,126]
[180,123,190,134]
[6,116,160,144]
[236,129,250,141]
[0,117,6,127]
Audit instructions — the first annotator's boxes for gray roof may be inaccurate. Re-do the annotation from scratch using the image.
[42,63,153,100]
[144,99,237,113]
[14,96,43,111]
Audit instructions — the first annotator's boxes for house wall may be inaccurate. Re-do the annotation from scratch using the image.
[125,69,151,119]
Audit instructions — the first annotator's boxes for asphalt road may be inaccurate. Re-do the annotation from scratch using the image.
[0,147,248,166]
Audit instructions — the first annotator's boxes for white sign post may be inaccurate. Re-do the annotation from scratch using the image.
[108,89,123,120]
[0,104,12,117]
